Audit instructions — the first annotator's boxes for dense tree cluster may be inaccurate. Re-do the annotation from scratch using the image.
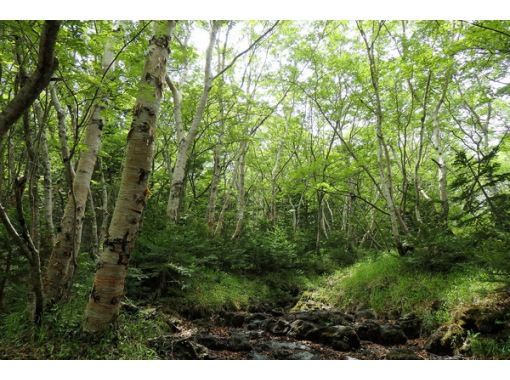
[0,20,509,333]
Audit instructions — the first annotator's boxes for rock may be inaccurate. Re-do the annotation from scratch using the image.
[287,319,318,339]
[269,308,285,317]
[148,336,209,359]
[307,325,361,351]
[196,333,252,352]
[355,308,378,320]
[387,309,401,320]
[286,351,316,360]
[398,312,422,339]
[229,332,253,351]
[245,330,265,339]
[385,348,423,360]
[245,312,271,323]
[266,318,291,335]
[425,324,466,356]
[286,309,350,326]
[250,352,270,360]
[458,337,473,356]
[379,324,408,345]
[355,320,382,342]
[222,312,247,327]
[246,319,268,331]
[258,340,311,352]
[255,340,317,360]
[457,306,506,334]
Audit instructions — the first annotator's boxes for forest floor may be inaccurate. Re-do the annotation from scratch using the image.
[147,307,464,360]
[2,254,510,359]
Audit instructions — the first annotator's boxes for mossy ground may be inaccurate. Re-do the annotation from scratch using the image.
[1,251,507,359]
[295,253,499,331]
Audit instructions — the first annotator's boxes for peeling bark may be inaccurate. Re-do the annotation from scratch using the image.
[44,102,105,305]
[34,102,56,254]
[45,28,117,305]
[84,21,174,332]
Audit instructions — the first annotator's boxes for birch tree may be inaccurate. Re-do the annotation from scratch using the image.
[44,27,118,305]
[84,21,174,332]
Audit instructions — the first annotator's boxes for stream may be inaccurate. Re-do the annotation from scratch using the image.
[147,308,464,360]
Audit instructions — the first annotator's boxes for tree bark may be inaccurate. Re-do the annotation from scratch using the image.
[51,85,75,188]
[34,102,56,255]
[231,141,248,240]
[207,141,223,233]
[357,21,409,255]
[44,28,117,305]
[44,102,104,305]
[87,189,99,260]
[84,21,174,332]
[0,21,60,143]
[166,22,219,223]
[431,76,450,225]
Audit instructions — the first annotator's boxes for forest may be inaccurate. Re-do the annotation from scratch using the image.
[0,19,509,360]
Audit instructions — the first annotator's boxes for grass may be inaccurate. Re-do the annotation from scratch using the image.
[469,333,510,359]
[169,268,317,316]
[0,263,316,359]
[0,258,169,359]
[295,252,498,332]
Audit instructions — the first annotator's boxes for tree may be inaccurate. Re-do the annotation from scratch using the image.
[83,21,175,332]
[44,24,118,306]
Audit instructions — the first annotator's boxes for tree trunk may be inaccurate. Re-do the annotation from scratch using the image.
[98,158,109,252]
[207,142,222,233]
[431,74,451,225]
[83,21,174,332]
[358,22,409,255]
[0,248,13,313]
[44,29,117,305]
[0,21,60,143]
[87,189,99,260]
[51,85,75,188]
[166,22,219,223]
[34,102,56,256]
[231,141,247,240]
[44,102,104,305]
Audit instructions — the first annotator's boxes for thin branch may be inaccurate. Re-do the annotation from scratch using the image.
[211,21,280,82]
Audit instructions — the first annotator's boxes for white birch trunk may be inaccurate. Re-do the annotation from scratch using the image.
[84,21,174,332]
[166,22,219,222]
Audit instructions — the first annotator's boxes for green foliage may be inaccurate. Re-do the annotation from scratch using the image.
[451,146,510,231]
[469,332,510,359]
[404,230,472,272]
[297,253,498,332]
[476,230,510,286]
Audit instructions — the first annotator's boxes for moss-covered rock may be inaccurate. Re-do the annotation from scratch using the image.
[425,324,466,356]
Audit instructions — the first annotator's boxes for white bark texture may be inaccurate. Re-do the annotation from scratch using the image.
[166,22,219,222]
[84,21,174,332]
[44,32,117,305]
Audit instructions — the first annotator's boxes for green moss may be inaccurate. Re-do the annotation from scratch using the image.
[171,269,314,315]
[296,253,498,331]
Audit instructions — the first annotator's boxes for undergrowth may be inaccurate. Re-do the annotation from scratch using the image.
[295,252,498,332]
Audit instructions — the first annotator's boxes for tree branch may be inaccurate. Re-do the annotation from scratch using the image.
[211,21,280,82]
[0,21,61,142]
